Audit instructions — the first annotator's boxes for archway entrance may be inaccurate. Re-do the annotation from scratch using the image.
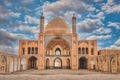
[79,57,87,69]
[110,55,116,73]
[28,56,37,69]
[54,58,62,69]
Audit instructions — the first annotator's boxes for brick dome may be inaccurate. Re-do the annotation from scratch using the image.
[45,17,71,34]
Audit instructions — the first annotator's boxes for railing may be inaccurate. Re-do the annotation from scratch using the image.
[45,54,71,57]
[46,66,71,69]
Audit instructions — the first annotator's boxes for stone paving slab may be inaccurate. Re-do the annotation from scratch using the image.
[0,70,120,80]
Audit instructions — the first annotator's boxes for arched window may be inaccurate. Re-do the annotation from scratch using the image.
[78,48,81,54]
[22,48,25,55]
[28,47,30,54]
[55,48,61,56]
[46,59,50,69]
[86,48,88,54]
[91,48,94,55]
[32,47,34,54]
[35,47,38,54]
[69,52,70,55]
[82,48,84,54]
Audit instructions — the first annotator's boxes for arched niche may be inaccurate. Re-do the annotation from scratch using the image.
[54,57,62,69]
[9,57,14,72]
[21,57,27,70]
[0,56,7,73]
[14,58,18,71]
[46,58,50,69]
[66,58,70,69]
[18,58,21,71]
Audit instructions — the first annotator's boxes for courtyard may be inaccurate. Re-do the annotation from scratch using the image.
[0,69,120,80]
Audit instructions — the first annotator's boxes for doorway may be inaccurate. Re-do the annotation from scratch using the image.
[79,57,87,69]
[28,56,37,69]
[54,58,62,69]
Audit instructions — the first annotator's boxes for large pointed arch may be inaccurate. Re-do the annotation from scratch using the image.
[54,57,62,69]
[28,56,37,69]
[79,57,87,69]
[46,37,70,49]
[110,55,116,73]
[46,58,50,69]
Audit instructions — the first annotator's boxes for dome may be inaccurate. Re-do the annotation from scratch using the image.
[45,17,71,34]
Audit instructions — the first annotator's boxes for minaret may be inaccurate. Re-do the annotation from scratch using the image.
[40,13,44,33]
[72,13,76,33]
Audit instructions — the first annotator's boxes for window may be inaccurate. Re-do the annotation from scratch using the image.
[69,52,70,55]
[91,48,94,55]
[98,51,101,55]
[55,48,61,56]
[82,48,84,54]
[86,48,88,54]
[28,47,30,54]
[78,48,81,54]
[22,48,25,55]
[35,47,38,54]
[32,47,34,54]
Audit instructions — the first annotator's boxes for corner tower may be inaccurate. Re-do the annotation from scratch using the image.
[72,13,76,33]
[71,13,78,70]
[38,13,45,70]
[40,13,44,33]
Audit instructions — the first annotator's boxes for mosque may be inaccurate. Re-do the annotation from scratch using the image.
[0,14,120,73]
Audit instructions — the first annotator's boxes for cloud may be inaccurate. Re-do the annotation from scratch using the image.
[42,0,96,18]
[105,44,120,50]
[105,37,120,50]
[0,45,13,53]
[105,45,120,49]
[0,29,28,46]
[0,29,16,46]
[0,42,19,54]
[115,37,120,46]
[108,5,120,13]
[0,29,28,53]
[78,33,91,40]
[102,0,120,14]
[108,22,120,29]
[21,0,33,4]
[93,27,111,34]
[4,1,12,7]
[77,18,103,32]
[0,6,21,20]
[87,35,111,40]
[25,15,39,24]
[87,11,105,20]
[18,25,39,34]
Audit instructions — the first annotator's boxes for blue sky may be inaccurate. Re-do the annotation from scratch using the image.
[0,0,120,54]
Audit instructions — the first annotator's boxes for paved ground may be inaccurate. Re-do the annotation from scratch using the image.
[0,69,120,80]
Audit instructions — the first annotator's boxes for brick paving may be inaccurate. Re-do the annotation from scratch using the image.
[0,69,120,80]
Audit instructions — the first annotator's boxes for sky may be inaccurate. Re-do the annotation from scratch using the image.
[0,0,120,54]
